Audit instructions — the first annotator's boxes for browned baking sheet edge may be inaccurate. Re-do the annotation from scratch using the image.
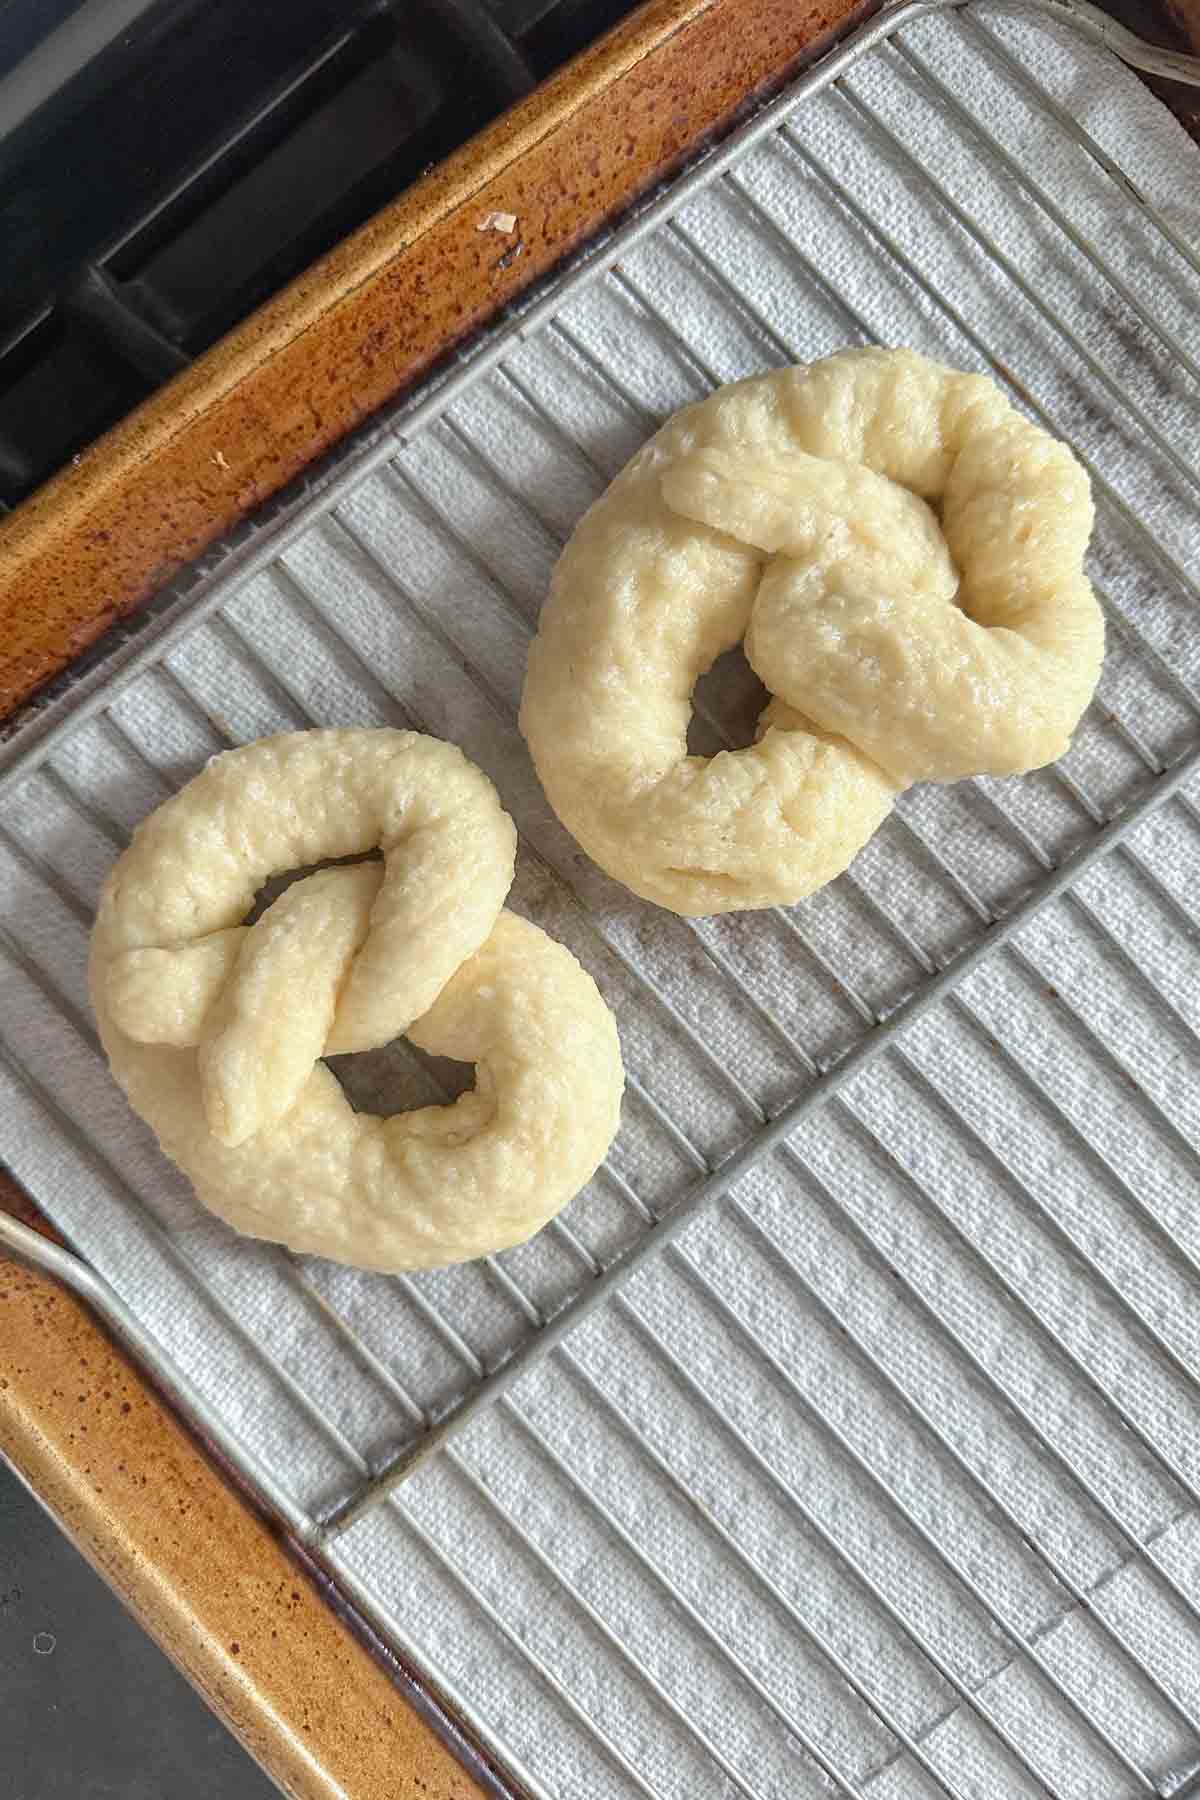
[0,1174,505,1800]
[0,0,875,1793]
[0,0,874,726]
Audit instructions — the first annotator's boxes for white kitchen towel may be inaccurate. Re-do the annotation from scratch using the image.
[3,5,1200,1794]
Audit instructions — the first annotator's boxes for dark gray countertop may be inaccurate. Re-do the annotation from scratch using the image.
[0,1456,279,1799]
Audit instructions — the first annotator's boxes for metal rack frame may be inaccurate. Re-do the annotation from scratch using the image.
[4,2,1200,1793]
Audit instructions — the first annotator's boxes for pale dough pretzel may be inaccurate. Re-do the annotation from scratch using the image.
[91,730,624,1270]
[520,348,1104,915]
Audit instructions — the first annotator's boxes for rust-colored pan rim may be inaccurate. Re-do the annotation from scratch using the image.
[0,0,875,730]
[0,1188,519,1800]
[0,0,893,778]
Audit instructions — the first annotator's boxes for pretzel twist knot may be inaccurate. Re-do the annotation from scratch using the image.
[91,730,623,1271]
[520,348,1104,916]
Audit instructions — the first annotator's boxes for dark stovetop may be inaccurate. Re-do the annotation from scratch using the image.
[0,1455,276,1798]
[0,0,638,512]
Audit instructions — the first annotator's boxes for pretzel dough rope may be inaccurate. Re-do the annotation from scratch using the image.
[520,348,1104,917]
[91,730,624,1272]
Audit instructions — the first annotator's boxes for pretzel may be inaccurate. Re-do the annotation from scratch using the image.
[91,730,624,1271]
[520,348,1103,915]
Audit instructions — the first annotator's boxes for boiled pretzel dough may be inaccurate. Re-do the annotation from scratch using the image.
[91,730,624,1270]
[520,348,1103,915]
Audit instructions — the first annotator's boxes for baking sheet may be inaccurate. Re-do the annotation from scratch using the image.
[3,5,1200,1794]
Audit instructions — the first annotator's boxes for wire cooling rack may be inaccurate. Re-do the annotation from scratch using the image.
[4,2,1200,1794]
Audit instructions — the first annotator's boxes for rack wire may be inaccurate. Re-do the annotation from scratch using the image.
[4,1,1200,1794]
